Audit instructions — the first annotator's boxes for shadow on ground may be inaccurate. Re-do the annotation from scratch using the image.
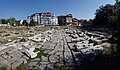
[77,53,120,70]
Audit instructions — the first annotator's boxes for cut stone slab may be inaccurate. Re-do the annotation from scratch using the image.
[49,55,59,63]
[40,62,50,65]
[101,43,111,47]
[32,58,40,62]
[44,50,53,53]
[46,64,53,70]
[41,56,48,62]
[39,65,47,70]
[55,52,62,55]
[48,50,58,55]
[28,62,38,66]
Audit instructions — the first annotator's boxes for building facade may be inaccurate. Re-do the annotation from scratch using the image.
[72,18,79,26]
[27,12,58,26]
[58,14,72,25]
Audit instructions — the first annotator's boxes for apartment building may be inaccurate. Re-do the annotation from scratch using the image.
[58,14,72,25]
[27,12,58,26]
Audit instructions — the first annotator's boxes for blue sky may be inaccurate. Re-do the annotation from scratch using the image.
[0,0,115,20]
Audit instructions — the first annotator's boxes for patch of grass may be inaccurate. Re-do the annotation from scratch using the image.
[0,26,28,31]
[109,44,117,56]
[34,26,64,31]
[0,39,8,45]
[7,36,17,41]
[15,63,29,70]
[35,26,51,31]
[0,65,7,70]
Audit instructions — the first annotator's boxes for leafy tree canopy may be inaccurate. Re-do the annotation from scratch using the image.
[7,17,17,26]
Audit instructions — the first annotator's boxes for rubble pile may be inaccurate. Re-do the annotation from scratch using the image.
[0,28,112,69]
[0,29,55,69]
[65,29,111,63]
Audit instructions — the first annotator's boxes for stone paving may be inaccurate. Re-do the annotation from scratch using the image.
[28,30,74,70]
[0,28,111,70]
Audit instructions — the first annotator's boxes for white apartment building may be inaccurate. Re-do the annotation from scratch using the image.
[27,12,58,26]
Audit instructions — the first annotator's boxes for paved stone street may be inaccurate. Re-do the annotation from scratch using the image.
[0,28,111,70]
[28,30,74,70]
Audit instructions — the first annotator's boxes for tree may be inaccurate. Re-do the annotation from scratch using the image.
[87,19,93,24]
[0,19,8,24]
[29,19,37,26]
[93,4,117,28]
[0,19,1,24]
[115,0,120,56]
[93,0,120,56]
[23,20,28,26]
[7,17,17,26]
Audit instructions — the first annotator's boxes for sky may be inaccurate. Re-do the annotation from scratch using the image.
[0,0,115,20]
